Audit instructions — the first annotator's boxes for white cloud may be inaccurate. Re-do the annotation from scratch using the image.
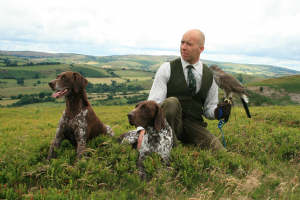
[0,0,299,71]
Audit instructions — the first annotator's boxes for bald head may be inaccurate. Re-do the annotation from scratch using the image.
[180,29,205,64]
[184,29,205,47]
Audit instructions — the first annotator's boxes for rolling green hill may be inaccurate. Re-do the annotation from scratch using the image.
[1,50,299,77]
[1,51,300,107]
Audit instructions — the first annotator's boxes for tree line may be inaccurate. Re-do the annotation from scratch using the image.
[5,92,55,108]
[2,58,60,67]
[85,82,144,94]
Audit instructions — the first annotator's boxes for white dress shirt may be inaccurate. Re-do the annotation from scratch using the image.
[148,57,218,120]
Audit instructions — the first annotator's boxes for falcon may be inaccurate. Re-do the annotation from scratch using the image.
[209,64,251,118]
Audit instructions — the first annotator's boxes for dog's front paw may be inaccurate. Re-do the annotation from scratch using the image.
[105,125,115,137]
[139,170,147,181]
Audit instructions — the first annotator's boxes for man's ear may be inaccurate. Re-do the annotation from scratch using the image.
[198,45,204,54]
[74,73,88,93]
[154,104,166,131]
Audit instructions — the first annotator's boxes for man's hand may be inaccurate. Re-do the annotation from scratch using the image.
[137,129,145,150]
[214,101,232,122]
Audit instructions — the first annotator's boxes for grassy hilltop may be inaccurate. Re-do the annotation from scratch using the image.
[0,106,300,199]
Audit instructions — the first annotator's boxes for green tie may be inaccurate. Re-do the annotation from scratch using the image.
[187,65,196,95]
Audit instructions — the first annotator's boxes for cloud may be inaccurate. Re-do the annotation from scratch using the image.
[0,0,299,71]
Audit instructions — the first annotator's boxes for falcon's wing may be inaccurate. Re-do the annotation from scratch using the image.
[218,74,245,94]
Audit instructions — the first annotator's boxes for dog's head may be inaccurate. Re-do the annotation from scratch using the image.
[48,71,88,99]
[127,100,165,131]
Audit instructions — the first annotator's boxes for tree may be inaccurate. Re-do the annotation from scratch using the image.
[260,86,264,92]
[111,80,117,87]
[39,92,45,99]
[237,74,243,83]
[17,78,24,85]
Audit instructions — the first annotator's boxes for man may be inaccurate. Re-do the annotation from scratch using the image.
[136,29,231,150]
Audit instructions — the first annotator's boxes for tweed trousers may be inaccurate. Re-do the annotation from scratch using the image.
[161,97,224,151]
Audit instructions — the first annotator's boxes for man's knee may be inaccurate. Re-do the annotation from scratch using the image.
[161,97,181,117]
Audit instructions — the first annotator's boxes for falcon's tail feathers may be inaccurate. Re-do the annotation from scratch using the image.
[240,94,249,103]
[240,98,251,118]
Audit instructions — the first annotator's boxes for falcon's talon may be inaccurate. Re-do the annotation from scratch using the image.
[224,98,233,105]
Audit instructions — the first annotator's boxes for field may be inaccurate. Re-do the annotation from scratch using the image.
[1,106,300,199]
[86,78,126,84]
[86,77,153,85]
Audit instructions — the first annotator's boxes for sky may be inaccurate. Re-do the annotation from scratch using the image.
[1,0,300,71]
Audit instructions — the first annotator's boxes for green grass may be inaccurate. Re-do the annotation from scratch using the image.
[0,106,300,199]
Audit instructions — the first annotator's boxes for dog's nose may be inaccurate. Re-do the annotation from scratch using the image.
[48,81,54,88]
[127,112,134,118]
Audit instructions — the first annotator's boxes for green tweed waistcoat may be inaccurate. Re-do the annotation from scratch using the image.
[167,58,213,124]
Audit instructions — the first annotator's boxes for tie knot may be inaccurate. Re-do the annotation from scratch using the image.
[187,65,194,70]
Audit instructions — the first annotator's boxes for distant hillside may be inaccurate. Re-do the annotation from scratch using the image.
[1,50,300,107]
[0,50,62,58]
[1,50,299,77]
[202,60,300,78]
[245,75,300,106]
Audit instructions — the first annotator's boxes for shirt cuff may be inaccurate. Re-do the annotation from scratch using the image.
[136,126,144,132]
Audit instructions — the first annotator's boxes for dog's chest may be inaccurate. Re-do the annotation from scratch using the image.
[58,109,89,138]
[140,123,172,153]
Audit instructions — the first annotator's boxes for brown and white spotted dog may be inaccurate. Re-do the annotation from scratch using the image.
[118,100,173,180]
[47,71,114,164]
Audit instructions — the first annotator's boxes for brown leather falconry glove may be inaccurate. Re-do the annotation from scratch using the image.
[214,101,232,122]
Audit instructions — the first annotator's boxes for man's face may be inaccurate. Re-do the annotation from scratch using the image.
[180,31,204,64]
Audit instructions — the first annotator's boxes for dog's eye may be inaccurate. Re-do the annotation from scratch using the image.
[141,105,147,110]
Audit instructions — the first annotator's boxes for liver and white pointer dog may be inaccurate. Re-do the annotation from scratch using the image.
[118,100,173,180]
[47,71,114,163]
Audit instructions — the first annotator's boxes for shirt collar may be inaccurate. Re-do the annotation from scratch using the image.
[180,57,203,73]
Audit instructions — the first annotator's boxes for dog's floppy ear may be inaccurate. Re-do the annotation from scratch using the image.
[154,104,165,131]
[74,73,88,93]
[135,101,144,108]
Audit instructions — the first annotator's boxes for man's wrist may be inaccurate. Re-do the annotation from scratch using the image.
[214,107,220,120]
